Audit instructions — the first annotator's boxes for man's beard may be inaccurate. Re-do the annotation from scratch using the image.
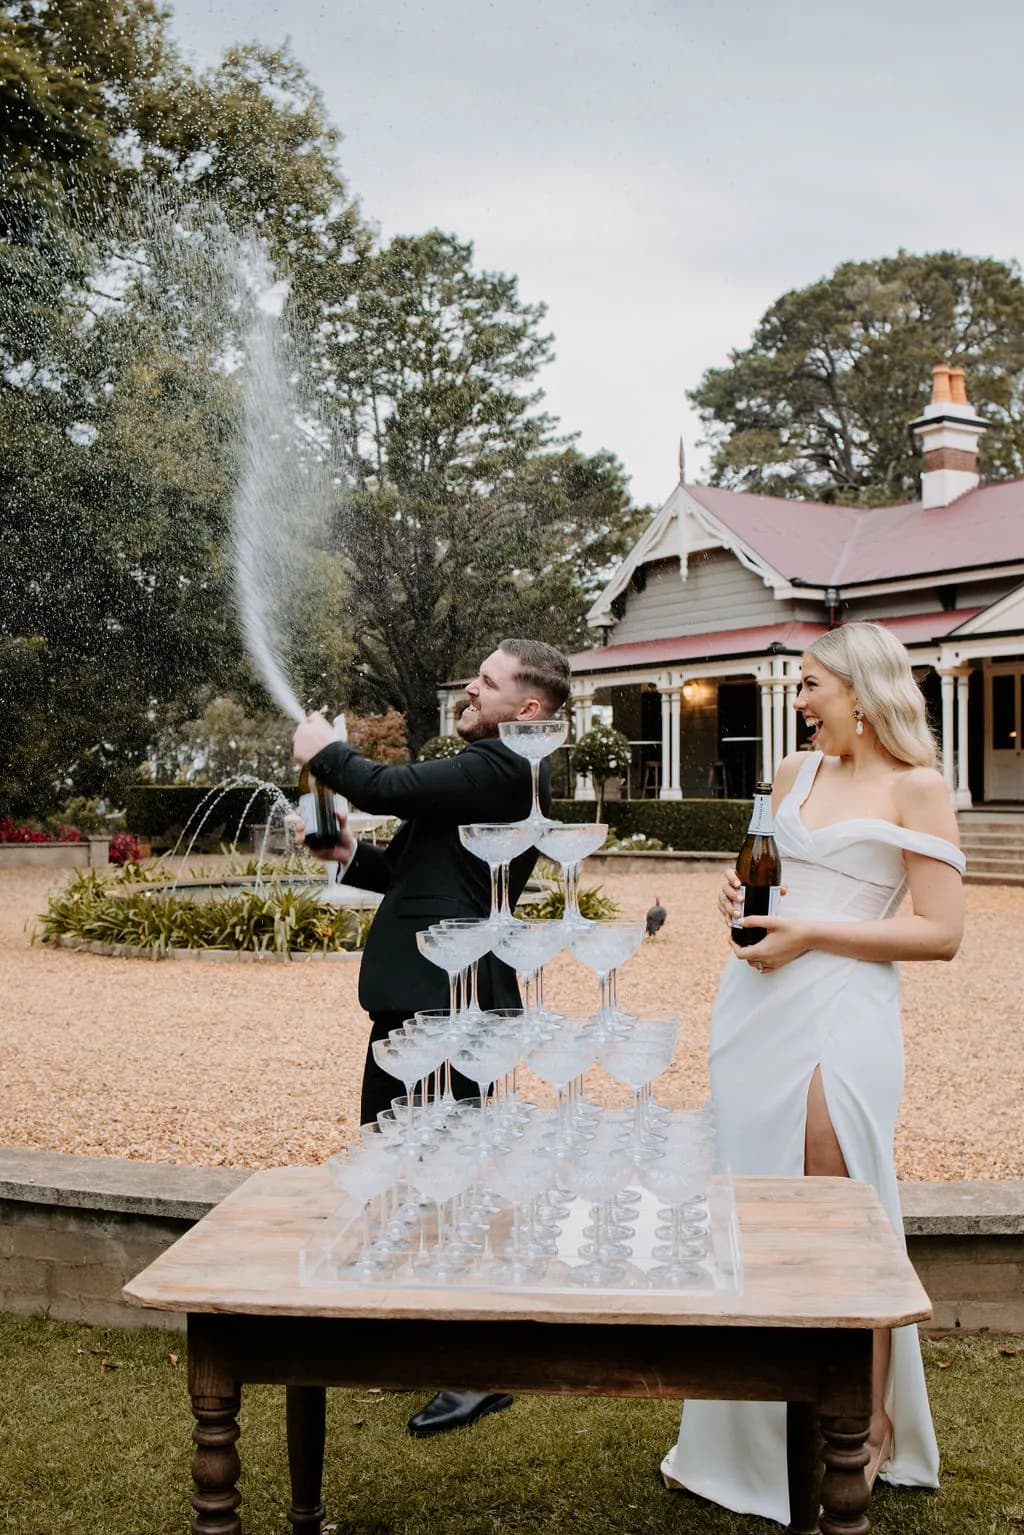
[456,707,498,743]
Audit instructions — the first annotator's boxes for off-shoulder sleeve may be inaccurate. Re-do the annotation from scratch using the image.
[825,821,966,874]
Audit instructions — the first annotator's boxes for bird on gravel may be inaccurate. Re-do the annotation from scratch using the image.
[645,896,667,938]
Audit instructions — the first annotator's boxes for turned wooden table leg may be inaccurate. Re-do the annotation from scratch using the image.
[190,1389,242,1535]
[818,1328,872,1535]
[286,1385,327,1535]
[786,1401,821,1534]
[188,1313,242,1535]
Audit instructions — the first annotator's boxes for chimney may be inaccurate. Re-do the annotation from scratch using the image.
[910,363,987,508]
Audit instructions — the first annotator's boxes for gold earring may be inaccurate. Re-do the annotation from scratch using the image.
[853,705,864,736]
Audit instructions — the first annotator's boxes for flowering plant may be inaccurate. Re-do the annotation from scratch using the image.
[109,832,144,867]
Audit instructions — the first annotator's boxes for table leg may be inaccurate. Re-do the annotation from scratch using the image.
[286,1385,326,1535]
[190,1389,242,1535]
[786,1401,821,1534]
[818,1414,870,1534]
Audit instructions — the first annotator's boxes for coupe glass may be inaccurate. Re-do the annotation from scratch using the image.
[486,1144,554,1282]
[534,821,609,928]
[525,1018,596,1151]
[408,1127,481,1283]
[324,1127,396,1275]
[492,919,566,1024]
[638,1143,714,1286]
[453,1018,524,1150]
[598,1014,680,1148]
[415,924,467,1018]
[439,917,497,1017]
[566,1145,634,1286]
[569,920,645,1026]
[459,822,538,925]
[497,719,569,826]
[371,1028,438,1129]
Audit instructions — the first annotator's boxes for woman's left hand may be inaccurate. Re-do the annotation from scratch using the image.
[730,915,811,973]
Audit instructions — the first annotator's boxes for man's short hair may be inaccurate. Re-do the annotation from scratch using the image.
[499,638,571,713]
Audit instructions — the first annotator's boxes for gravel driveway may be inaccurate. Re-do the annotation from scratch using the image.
[1,864,1019,1179]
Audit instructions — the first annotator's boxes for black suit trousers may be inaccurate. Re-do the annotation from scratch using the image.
[360,1011,484,1127]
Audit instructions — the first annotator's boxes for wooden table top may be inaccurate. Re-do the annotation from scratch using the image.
[123,1168,931,1330]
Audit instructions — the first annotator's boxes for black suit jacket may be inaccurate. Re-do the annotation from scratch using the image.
[307,737,550,1014]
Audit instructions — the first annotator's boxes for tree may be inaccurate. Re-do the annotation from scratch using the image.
[321,231,647,746]
[0,10,365,811]
[690,251,1024,503]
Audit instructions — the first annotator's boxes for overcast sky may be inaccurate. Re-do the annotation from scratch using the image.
[167,0,1024,507]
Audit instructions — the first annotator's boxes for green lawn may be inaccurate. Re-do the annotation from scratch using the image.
[1,1314,1022,1534]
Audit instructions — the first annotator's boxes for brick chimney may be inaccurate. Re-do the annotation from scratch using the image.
[910,363,987,508]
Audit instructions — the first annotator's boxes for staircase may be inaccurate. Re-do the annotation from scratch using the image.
[957,809,1024,886]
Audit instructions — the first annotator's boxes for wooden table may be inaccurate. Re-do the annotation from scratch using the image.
[123,1168,932,1535]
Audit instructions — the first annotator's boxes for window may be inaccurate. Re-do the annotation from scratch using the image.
[992,674,1016,750]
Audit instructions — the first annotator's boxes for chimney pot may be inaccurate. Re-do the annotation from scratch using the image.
[931,364,952,404]
[948,365,968,405]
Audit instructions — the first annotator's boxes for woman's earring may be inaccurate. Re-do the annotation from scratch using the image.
[853,705,864,736]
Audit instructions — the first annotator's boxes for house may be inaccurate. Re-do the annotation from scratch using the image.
[437,364,1024,807]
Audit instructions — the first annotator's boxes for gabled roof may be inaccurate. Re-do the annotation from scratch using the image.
[686,479,1024,587]
[568,609,979,675]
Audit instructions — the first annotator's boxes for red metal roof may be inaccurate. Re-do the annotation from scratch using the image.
[686,479,1024,586]
[569,610,979,674]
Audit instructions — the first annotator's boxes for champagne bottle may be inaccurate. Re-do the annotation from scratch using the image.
[297,764,338,852]
[732,780,782,948]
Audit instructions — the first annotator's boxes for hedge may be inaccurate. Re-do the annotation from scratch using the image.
[550,797,750,852]
[126,784,750,854]
[125,784,298,844]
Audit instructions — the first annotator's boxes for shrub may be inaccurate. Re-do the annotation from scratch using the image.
[418,734,466,761]
[346,709,410,763]
[550,798,749,853]
[37,867,370,957]
[603,829,666,852]
[518,870,620,921]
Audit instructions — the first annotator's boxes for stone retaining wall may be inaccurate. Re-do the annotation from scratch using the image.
[0,837,110,870]
[1,1147,1022,1333]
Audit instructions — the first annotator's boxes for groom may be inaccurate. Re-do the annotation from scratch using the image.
[292,636,571,1437]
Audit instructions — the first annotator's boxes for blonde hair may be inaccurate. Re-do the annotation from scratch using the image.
[806,622,937,769]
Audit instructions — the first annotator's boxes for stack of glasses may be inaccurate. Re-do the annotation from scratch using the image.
[320,719,722,1291]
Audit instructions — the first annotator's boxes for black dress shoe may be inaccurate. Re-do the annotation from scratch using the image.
[407,1389,514,1438]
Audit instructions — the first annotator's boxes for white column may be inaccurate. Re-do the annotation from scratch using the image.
[758,675,773,783]
[939,670,956,795]
[784,664,798,757]
[955,669,972,809]
[665,686,683,800]
[574,689,596,801]
[658,676,672,801]
[771,657,785,777]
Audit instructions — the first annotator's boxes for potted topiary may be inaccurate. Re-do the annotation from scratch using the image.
[572,725,633,819]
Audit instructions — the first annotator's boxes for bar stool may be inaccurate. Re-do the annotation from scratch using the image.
[707,760,728,798]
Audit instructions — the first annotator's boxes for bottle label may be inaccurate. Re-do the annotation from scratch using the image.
[747,792,775,836]
[299,792,318,829]
[733,885,781,923]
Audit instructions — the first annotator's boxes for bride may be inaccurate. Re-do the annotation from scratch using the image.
[661,621,965,1525]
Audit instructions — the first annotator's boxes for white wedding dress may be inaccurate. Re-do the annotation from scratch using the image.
[661,750,965,1525]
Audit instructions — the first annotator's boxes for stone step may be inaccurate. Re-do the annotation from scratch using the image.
[964,869,1024,887]
[964,854,1024,875]
[961,836,1024,849]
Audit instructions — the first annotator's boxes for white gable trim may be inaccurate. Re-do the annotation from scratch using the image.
[586,484,788,630]
[948,580,1024,637]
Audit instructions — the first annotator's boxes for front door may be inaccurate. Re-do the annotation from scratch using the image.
[985,663,1024,801]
